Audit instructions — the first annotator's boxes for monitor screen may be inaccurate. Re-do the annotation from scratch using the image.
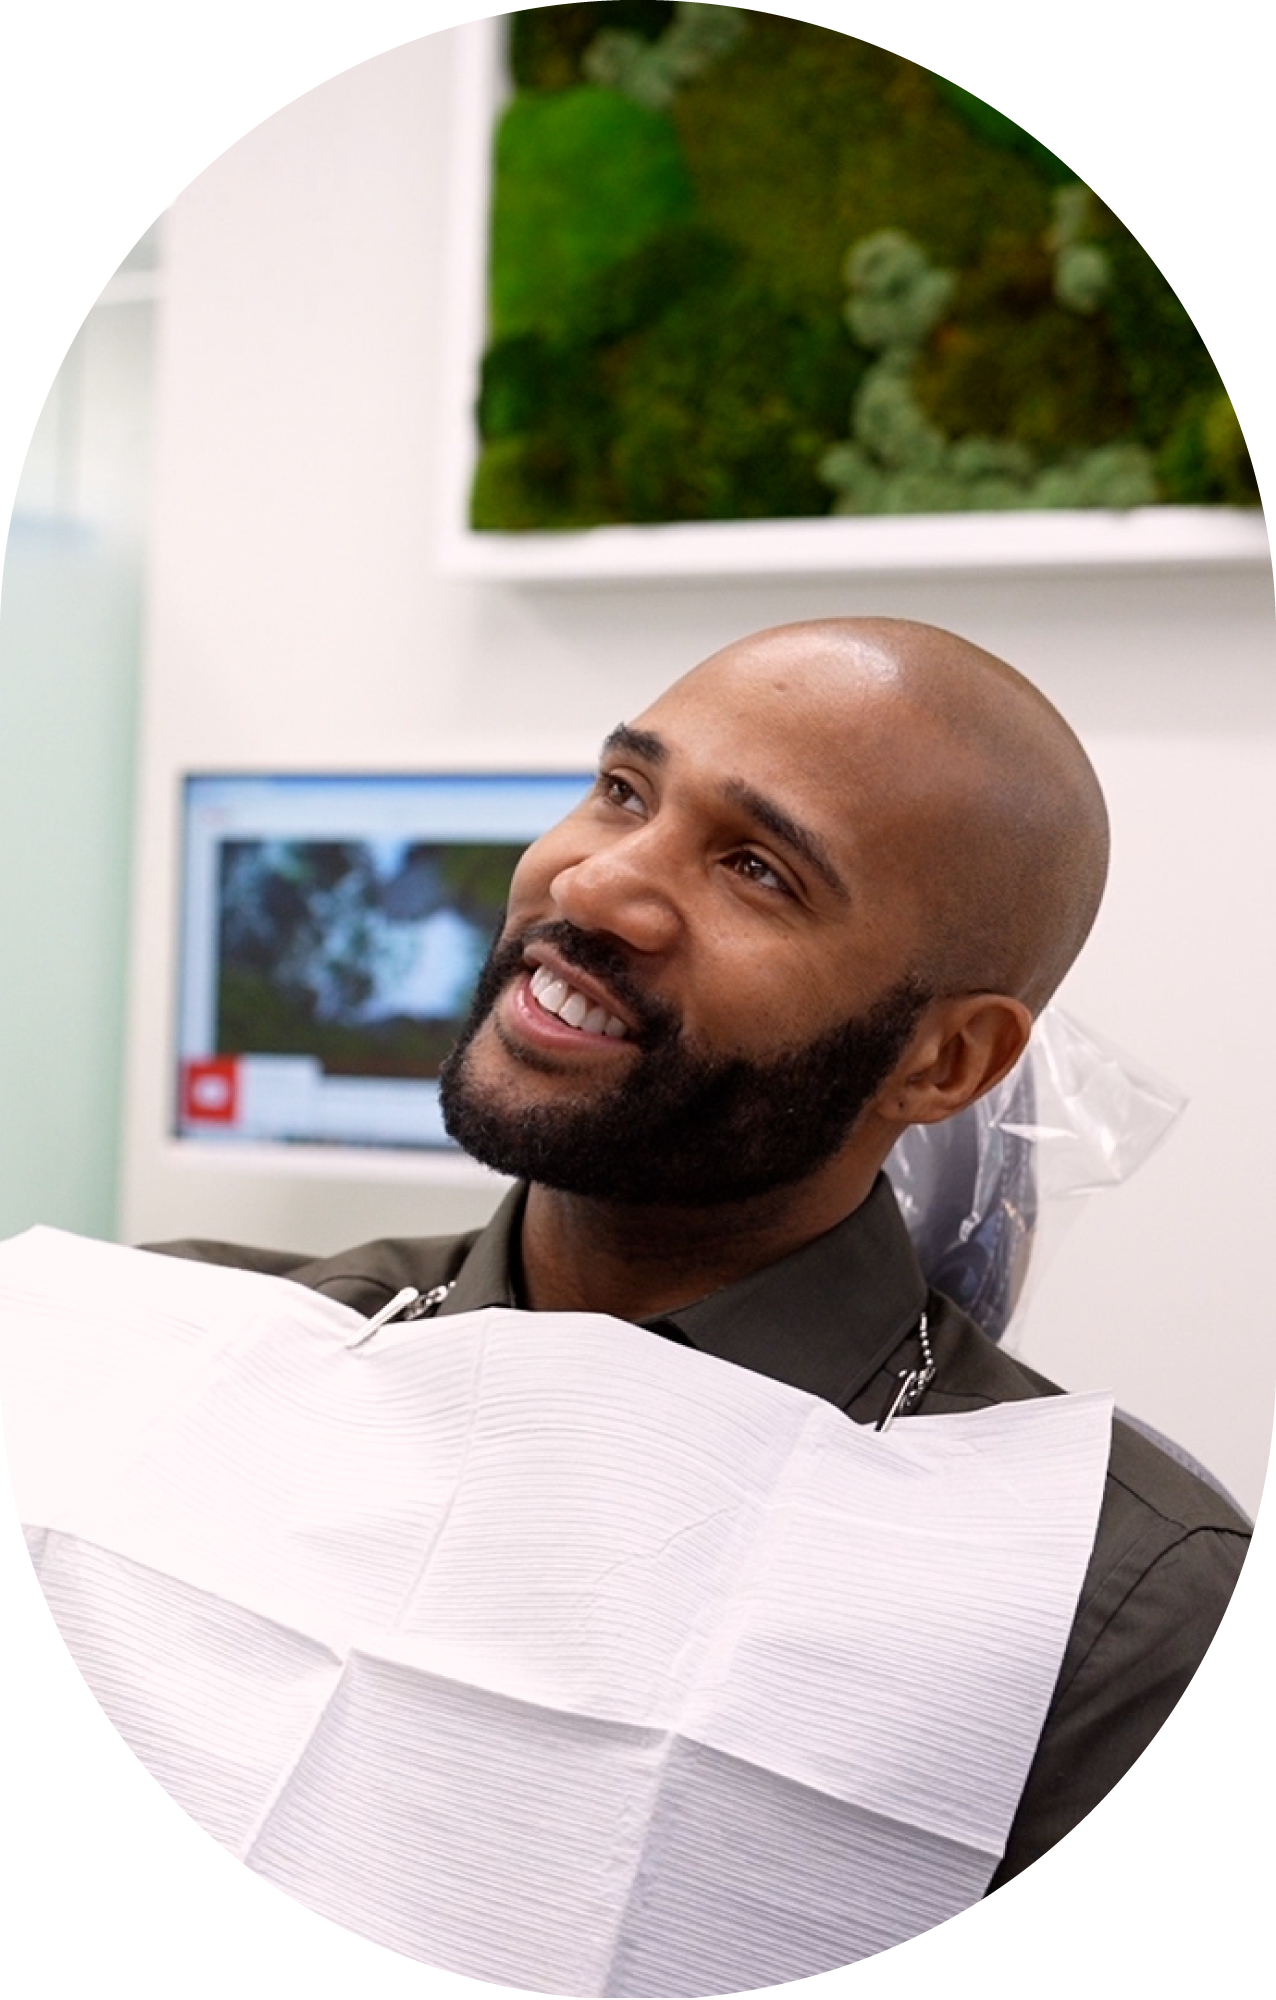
[176,772,590,1149]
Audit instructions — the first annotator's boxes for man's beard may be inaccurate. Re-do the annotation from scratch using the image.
[438,920,928,1207]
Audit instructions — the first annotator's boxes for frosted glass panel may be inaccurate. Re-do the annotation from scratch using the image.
[0,267,156,1238]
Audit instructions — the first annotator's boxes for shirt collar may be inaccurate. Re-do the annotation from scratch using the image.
[441,1175,926,1413]
[443,1184,524,1316]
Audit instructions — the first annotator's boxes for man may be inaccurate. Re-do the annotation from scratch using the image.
[164,616,1248,1886]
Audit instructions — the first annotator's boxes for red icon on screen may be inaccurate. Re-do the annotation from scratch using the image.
[182,1057,240,1124]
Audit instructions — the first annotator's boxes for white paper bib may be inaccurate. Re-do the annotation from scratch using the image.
[0,1227,1111,1994]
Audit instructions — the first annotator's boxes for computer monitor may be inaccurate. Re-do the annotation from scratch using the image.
[176,772,590,1150]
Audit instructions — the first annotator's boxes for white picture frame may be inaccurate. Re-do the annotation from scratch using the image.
[433,16,1268,585]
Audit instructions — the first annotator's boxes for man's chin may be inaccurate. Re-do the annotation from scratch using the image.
[439,1016,619,1159]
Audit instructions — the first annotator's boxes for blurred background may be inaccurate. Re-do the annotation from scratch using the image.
[1,9,1272,1515]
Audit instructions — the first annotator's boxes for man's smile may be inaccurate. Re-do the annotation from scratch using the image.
[500,968,637,1062]
[523,945,635,1039]
[478,923,682,1073]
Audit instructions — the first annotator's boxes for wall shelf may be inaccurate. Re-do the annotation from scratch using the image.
[438,505,1268,583]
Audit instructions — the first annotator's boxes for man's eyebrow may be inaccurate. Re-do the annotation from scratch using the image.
[599,725,849,900]
[600,723,667,765]
[722,778,851,902]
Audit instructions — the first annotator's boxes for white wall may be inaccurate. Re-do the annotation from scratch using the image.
[121,28,1275,1517]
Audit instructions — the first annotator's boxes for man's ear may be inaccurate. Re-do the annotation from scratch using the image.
[873,994,1034,1128]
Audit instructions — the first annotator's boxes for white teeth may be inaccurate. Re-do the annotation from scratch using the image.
[527,964,629,1039]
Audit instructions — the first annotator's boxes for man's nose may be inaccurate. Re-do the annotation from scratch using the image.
[549,835,682,955]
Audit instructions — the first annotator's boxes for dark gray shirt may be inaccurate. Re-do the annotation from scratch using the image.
[156,1174,1249,1888]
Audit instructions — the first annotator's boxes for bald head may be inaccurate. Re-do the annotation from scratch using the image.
[685,618,1109,1014]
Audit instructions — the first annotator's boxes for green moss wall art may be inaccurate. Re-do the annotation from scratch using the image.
[471,5,1258,533]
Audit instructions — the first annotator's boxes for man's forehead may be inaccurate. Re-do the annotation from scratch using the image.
[627,640,950,781]
[640,619,1063,758]
[678,626,911,709]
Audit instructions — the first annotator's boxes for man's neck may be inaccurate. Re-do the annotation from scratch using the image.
[517,1163,880,1322]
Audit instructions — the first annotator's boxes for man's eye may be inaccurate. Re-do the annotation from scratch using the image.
[728,850,790,895]
[600,773,646,816]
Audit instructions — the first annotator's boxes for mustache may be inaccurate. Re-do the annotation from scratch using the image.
[495,919,680,1048]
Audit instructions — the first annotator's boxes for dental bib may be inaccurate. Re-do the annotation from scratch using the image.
[0,1227,1110,1995]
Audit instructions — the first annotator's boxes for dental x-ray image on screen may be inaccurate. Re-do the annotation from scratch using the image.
[176,773,589,1149]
